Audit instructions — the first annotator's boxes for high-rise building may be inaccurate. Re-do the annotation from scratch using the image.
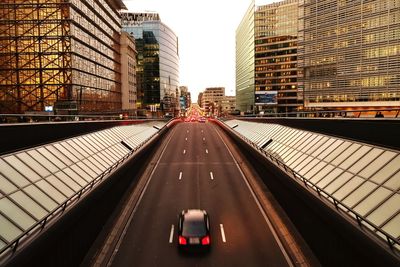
[298,0,400,110]
[255,0,301,113]
[121,12,180,115]
[120,32,137,114]
[221,96,236,115]
[198,92,204,108]
[179,86,191,111]
[202,87,225,115]
[0,0,126,114]
[236,0,255,113]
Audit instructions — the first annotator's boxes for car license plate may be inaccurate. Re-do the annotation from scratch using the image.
[189,238,200,244]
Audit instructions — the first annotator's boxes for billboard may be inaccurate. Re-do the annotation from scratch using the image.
[255,91,277,105]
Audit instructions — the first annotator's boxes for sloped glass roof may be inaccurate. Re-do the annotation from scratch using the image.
[225,119,400,250]
[0,121,166,256]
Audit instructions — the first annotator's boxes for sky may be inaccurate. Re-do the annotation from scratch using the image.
[122,0,275,101]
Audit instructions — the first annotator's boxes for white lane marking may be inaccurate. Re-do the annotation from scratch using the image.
[183,149,186,154]
[185,137,188,141]
[201,130,203,133]
[109,127,176,265]
[220,224,226,243]
[205,149,208,154]
[210,172,214,180]
[179,171,182,180]
[169,225,174,243]
[187,130,189,133]
[203,137,205,141]
[215,128,294,267]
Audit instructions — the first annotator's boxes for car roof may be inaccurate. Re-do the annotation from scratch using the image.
[182,209,207,221]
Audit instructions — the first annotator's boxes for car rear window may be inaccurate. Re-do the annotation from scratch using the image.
[182,219,207,236]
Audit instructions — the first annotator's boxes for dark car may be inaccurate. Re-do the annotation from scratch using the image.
[178,209,210,248]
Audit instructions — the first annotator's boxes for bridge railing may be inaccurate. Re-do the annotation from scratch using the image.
[0,113,153,124]
[222,108,400,119]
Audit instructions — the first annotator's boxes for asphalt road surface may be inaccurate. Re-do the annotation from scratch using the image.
[110,122,293,267]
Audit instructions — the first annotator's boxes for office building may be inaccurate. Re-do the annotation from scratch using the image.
[221,96,237,115]
[255,0,301,113]
[179,86,191,111]
[298,0,400,110]
[236,0,256,113]
[202,87,225,115]
[121,12,180,115]
[0,0,126,114]
[198,92,204,108]
[120,32,137,114]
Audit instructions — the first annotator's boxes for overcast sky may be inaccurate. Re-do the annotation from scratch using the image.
[122,0,274,101]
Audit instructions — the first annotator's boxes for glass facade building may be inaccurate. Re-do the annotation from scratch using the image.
[0,0,125,114]
[121,12,180,113]
[236,0,255,113]
[255,0,301,113]
[298,0,400,109]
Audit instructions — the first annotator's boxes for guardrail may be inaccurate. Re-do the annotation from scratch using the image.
[0,125,165,260]
[0,113,154,124]
[226,108,400,119]
[222,120,400,252]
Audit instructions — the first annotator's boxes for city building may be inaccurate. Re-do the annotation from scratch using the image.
[179,86,191,111]
[0,0,126,114]
[221,96,237,115]
[121,12,180,116]
[120,32,137,115]
[236,0,255,113]
[298,0,400,110]
[198,92,204,109]
[201,87,225,116]
[255,0,301,113]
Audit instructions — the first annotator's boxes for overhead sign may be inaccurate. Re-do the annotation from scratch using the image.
[255,91,277,105]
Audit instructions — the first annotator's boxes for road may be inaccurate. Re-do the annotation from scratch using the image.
[110,121,292,267]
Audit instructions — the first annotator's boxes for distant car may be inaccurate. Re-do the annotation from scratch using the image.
[178,209,210,248]
[198,117,206,123]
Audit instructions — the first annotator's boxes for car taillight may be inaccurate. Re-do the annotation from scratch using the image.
[179,236,187,245]
[201,235,210,245]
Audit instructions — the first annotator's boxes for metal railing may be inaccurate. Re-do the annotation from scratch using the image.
[224,120,400,252]
[228,108,400,119]
[0,113,155,124]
